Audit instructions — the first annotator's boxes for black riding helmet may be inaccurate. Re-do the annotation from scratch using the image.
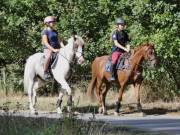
[116,17,125,25]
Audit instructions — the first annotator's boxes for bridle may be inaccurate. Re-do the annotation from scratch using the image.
[72,36,84,62]
[145,47,156,64]
[129,46,156,72]
[59,36,84,64]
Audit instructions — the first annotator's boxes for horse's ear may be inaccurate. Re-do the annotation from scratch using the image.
[145,43,154,51]
[144,45,150,51]
[79,36,85,46]
[130,49,135,55]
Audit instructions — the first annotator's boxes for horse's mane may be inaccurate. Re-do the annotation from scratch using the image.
[133,42,154,53]
[67,35,84,46]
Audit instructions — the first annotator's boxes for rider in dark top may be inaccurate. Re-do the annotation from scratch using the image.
[109,17,131,81]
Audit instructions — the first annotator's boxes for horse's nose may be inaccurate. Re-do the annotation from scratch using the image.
[78,57,84,64]
[152,59,158,68]
[154,57,159,67]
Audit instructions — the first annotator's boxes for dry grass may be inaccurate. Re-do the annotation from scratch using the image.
[0,88,180,114]
[0,89,115,111]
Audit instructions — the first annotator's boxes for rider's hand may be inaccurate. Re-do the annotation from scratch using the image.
[53,49,60,53]
[126,46,130,52]
[124,48,129,52]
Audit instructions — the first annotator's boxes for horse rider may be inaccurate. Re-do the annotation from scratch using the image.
[109,17,131,81]
[41,16,65,80]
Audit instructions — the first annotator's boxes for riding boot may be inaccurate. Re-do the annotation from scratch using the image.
[44,70,51,80]
[109,63,115,81]
[67,95,73,112]
[43,55,51,80]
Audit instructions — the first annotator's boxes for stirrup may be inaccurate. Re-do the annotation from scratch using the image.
[44,71,51,80]
[109,76,115,81]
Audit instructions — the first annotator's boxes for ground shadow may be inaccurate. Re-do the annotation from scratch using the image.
[74,103,180,115]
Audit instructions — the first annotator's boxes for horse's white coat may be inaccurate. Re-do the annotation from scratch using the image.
[24,35,84,114]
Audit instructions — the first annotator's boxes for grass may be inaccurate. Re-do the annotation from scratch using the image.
[0,89,180,114]
[0,89,177,135]
[0,115,164,135]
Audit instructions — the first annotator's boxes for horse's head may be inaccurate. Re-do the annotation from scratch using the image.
[142,43,157,68]
[68,35,85,64]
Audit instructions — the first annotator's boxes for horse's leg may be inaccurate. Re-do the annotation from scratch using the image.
[96,78,103,114]
[134,82,142,111]
[57,78,72,113]
[114,84,125,115]
[31,81,39,114]
[28,80,35,114]
[56,91,63,114]
[101,83,110,115]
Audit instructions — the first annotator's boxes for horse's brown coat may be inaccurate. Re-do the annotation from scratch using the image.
[87,43,157,114]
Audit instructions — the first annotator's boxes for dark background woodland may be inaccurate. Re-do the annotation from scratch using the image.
[0,0,179,101]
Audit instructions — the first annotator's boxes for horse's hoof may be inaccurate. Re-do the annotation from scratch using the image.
[141,112,146,117]
[35,111,38,115]
[114,112,119,116]
[137,107,142,112]
[57,107,63,114]
[103,111,108,115]
[98,107,103,114]
[30,109,37,115]
[74,111,81,115]
[134,105,142,112]
[67,106,72,113]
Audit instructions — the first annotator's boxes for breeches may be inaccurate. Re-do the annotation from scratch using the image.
[44,49,52,71]
[111,51,122,64]
[44,49,52,59]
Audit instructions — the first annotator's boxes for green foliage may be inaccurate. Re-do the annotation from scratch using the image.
[0,65,23,93]
[0,0,179,100]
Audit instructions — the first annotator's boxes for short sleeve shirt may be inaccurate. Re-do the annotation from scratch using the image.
[41,29,60,49]
[112,30,130,52]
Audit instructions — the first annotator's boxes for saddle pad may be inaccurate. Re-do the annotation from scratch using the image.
[105,52,131,71]
[40,53,59,69]
[51,54,58,69]
[116,52,131,70]
[105,59,111,72]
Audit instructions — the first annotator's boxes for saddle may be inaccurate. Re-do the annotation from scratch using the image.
[41,52,59,70]
[105,52,131,72]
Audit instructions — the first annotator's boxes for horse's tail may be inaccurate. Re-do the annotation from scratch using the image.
[24,59,29,94]
[24,57,33,94]
[87,73,97,100]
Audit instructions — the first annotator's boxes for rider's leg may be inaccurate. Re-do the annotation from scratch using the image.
[44,49,52,79]
[109,51,121,81]
[109,63,115,81]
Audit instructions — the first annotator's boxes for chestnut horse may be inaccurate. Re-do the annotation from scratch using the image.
[87,43,157,115]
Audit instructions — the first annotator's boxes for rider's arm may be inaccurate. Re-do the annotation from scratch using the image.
[114,40,129,52]
[42,35,57,52]
[60,42,65,48]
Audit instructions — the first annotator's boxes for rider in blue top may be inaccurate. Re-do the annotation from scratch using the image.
[42,29,60,49]
[41,16,64,80]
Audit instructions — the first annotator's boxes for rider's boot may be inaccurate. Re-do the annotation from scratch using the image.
[109,63,115,81]
[43,57,51,80]
[44,70,51,80]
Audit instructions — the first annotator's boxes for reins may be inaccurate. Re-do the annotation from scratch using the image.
[123,46,155,77]
[58,48,83,65]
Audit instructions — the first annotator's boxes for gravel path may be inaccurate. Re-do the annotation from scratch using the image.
[0,110,180,135]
